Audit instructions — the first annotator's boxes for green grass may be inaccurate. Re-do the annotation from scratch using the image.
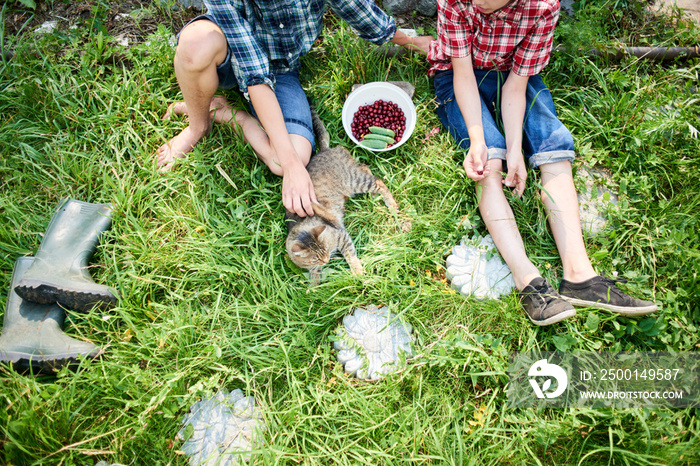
[1,1,699,465]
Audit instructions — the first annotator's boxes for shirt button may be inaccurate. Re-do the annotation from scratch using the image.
[487,28,492,32]
[288,52,293,58]
[279,23,284,28]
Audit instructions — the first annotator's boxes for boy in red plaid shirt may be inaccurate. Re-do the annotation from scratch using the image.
[428,0,657,325]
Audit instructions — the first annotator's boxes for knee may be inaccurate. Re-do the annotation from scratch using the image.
[539,187,552,206]
[479,159,506,188]
[539,160,574,182]
[298,149,312,167]
[175,24,227,72]
[291,135,313,166]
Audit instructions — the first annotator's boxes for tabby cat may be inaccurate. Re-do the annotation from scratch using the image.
[285,145,410,284]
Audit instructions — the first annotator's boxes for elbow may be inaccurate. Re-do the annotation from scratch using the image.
[502,74,529,98]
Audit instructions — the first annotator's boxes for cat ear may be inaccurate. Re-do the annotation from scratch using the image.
[311,225,327,239]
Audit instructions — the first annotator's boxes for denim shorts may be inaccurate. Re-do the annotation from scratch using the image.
[179,14,315,149]
[434,69,575,168]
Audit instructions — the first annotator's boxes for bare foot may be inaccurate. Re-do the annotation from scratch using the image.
[156,125,209,170]
[157,97,245,170]
[162,101,189,121]
[162,96,238,125]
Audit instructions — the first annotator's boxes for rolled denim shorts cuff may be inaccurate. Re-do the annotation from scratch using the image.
[529,150,576,169]
[486,148,507,160]
[215,48,239,90]
[285,121,316,152]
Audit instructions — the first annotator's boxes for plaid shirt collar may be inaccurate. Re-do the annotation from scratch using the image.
[488,0,525,23]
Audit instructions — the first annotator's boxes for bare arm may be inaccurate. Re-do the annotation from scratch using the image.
[390,29,434,54]
[500,71,529,197]
[452,56,490,180]
[248,84,317,217]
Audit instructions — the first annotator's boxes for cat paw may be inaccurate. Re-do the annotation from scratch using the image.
[348,258,364,276]
[308,268,323,286]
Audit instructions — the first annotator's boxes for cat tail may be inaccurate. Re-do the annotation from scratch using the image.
[310,103,330,152]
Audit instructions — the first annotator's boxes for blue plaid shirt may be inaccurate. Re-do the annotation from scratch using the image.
[205,0,396,97]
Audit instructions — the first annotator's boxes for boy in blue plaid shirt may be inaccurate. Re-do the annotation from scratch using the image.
[157,0,431,218]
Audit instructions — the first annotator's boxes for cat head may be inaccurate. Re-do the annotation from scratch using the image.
[286,224,332,272]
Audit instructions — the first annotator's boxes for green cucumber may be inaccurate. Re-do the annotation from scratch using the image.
[368,126,395,138]
[363,133,395,144]
[360,139,388,149]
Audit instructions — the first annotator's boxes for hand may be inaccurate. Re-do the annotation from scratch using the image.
[282,162,317,217]
[463,142,490,181]
[503,150,527,197]
[404,35,434,55]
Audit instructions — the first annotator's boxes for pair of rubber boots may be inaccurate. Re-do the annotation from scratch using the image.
[0,199,118,374]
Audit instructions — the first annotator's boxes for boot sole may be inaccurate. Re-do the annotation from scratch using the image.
[1,348,103,374]
[562,297,657,316]
[14,280,117,312]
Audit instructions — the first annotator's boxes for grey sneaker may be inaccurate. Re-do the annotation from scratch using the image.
[519,277,576,326]
[559,274,657,316]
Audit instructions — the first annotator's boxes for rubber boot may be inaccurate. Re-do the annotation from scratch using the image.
[14,198,118,312]
[0,257,101,373]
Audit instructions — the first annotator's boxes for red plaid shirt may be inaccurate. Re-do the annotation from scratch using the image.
[428,0,560,77]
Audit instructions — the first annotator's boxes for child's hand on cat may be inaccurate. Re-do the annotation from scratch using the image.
[282,163,318,217]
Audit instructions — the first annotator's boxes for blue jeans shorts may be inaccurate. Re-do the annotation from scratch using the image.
[179,14,315,150]
[434,69,575,168]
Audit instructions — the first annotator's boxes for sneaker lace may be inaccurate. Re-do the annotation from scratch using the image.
[597,272,634,303]
[532,280,558,303]
[600,272,627,288]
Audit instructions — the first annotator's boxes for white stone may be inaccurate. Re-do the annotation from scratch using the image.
[333,305,413,380]
[35,21,58,34]
[178,389,265,465]
[115,35,129,47]
[446,234,515,300]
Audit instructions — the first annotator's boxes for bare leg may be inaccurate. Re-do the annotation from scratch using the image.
[164,96,267,148]
[477,159,540,290]
[156,20,228,170]
[156,20,312,172]
[163,96,239,125]
[539,161,597,283]
[163,97,312,174]
[254,134,312,176]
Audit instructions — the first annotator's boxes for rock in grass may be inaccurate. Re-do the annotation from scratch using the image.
[178,389,265,465]
[382,0,417,16]
[446,234,515,299]
[333,305,413,380]
[172,0,206,10]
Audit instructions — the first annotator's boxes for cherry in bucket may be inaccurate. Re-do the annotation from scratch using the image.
[351,99,406,147]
